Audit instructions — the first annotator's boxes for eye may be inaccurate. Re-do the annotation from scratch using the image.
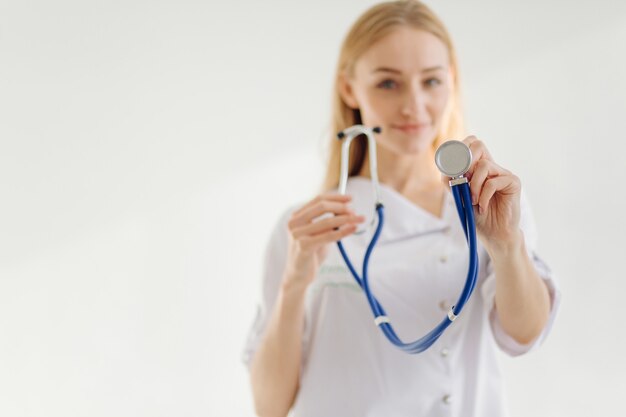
[424,78,442,87]
[377,79,398,89]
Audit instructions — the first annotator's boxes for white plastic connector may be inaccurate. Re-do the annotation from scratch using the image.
[447,309,457,322]
[374,316,390,326]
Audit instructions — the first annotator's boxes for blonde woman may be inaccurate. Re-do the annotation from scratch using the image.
[242,1,561,416]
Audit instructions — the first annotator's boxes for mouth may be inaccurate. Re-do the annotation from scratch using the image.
[391,123,430,134]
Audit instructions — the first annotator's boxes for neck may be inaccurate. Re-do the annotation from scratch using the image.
[357,145,443,195]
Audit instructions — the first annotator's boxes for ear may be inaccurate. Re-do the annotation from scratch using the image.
[338,72,359,109]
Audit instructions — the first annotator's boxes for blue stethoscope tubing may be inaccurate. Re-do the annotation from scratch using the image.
[335,126,479,354]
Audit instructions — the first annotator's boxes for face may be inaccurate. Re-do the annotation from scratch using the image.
[340,27,453,155]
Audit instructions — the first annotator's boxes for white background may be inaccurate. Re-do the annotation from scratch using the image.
[1,0,625,415]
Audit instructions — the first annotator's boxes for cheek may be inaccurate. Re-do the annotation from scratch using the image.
[357,91,395,120]
[430,87,451,116]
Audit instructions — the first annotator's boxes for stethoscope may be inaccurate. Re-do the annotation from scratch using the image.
[335,124,479,354]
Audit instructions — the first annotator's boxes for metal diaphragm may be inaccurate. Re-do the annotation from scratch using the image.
[435,140,472,178]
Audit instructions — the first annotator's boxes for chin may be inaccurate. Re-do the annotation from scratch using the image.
[404,143,433,155]
[395,132,437,154]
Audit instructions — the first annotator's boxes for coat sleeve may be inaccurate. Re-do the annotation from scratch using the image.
[480,190,562,356]
[241,206,304,369]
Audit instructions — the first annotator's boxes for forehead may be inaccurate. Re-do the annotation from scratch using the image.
[355,27,449,74]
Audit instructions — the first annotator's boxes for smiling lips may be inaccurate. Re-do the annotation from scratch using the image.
[392,123,430,133]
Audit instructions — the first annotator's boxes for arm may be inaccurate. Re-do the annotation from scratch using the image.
[249,279,307,417]
[488,229,551,345]
[246,194,365,417]
[455,136,553,346]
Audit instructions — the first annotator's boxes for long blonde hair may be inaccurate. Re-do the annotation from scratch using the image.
[321,0,465,191]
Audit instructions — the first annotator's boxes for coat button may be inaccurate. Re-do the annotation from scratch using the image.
[439,255,448,263]
[441,348,450,357]
[443,394,452,404]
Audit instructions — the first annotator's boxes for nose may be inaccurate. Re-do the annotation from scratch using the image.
[401,82,427,117]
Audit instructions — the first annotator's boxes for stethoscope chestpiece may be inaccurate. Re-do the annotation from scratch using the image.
[435,140,472,179]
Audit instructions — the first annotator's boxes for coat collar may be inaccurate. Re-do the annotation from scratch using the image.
[343,176,457,245]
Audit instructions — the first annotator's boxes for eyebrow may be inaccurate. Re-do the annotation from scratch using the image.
[372,66,444,74]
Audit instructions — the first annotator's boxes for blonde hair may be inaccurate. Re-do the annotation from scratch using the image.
[321,0,465,191]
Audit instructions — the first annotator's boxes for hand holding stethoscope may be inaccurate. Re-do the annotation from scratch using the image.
[455,135,522,253]
[283,194,366,290]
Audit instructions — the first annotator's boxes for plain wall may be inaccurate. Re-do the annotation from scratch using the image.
[1,0,625,415]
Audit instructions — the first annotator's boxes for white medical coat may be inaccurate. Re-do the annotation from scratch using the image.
[243,176,561,417]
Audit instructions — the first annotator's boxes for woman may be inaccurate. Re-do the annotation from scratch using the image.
[242,1,561,416]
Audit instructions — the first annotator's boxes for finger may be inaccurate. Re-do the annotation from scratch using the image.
[300,222,358,251]
[477,175,517,214]
[302,200,356,225]
[290,200,354,228]
[291,193,352,218]
[469,159,508,205]
[292,213,365,238]
[462,136,493,179]
[463,135,492,160]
